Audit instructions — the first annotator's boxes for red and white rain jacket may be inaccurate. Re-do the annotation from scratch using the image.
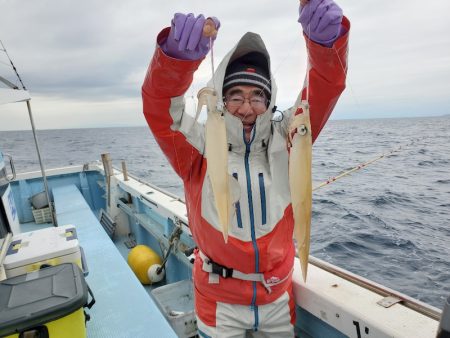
[142,18,350,327]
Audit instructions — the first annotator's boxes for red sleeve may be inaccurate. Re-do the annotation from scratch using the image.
[142,28,204,180]
[301,16,350,143]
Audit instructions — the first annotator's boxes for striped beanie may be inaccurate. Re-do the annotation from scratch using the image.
[223,52,271,98]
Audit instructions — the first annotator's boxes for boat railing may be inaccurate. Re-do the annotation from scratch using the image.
[309,256,442,320]
[108,162,185,203]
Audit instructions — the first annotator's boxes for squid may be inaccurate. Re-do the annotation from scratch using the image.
[288,100,313,282]
[197,87,231,243]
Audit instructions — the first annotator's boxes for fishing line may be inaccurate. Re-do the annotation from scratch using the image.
[305,4,312,103]
[186,33,215,234]
[184,84,197,288]
[332,43,363,112]
[0,60,14,68]
[0,40,27,90]
[210,36,216,91]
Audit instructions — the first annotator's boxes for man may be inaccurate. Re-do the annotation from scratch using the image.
[142,0,349,336]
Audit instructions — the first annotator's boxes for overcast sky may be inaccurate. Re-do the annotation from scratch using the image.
[1,0,449,131]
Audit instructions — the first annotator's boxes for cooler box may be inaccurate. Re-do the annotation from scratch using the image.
[0,263,92,337]
[3,225,82,278]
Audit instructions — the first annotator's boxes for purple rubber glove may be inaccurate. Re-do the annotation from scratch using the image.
[161,13,220,60]
[298,0,343,47]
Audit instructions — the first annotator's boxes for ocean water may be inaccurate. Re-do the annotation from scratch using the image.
[1,116,449,309]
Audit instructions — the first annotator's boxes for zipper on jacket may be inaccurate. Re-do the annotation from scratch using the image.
[258,173,266,226]
[243,128,259,332]
[232,173,243,228]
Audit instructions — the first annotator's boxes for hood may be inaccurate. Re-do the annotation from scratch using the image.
[206,32,277,154]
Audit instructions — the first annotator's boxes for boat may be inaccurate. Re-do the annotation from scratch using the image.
[1,46,448,338]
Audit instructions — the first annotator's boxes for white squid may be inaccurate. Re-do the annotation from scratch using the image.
[288,100,313,282]
[196,87,232,243]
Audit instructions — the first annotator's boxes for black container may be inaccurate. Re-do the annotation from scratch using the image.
[0,263,93,337]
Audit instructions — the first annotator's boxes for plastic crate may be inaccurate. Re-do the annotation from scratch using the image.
[151,279,197,338]
[32,207,52,224]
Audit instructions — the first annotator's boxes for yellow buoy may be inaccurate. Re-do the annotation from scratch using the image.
[127,245,164,284]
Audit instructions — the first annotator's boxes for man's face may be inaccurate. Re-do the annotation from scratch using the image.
[224,85,268,141]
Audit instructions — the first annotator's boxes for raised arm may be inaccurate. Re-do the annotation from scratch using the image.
[142,13,220,180]
[281,0,349,143]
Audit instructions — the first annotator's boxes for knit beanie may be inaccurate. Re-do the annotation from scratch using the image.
[222,52,271,98]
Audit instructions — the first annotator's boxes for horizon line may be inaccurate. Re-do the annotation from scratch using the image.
[1,113,449,133]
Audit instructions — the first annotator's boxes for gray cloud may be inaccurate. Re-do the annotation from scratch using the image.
[1,0,450,130]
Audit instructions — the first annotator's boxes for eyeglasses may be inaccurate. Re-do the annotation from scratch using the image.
[224,94,267,110]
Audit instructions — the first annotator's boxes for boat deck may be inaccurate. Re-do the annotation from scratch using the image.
[48,184,177,338]
[11,167,441,338]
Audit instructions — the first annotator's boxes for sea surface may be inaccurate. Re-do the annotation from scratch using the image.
[1,116,449,309]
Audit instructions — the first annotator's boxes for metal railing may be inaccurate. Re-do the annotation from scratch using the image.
[309,256,442,321]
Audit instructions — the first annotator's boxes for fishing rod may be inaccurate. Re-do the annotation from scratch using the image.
[0,40,57,226]
[312,138,420,192]
[0,41,26,90]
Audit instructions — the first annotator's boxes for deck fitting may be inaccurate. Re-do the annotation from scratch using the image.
[377,295,402,308]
